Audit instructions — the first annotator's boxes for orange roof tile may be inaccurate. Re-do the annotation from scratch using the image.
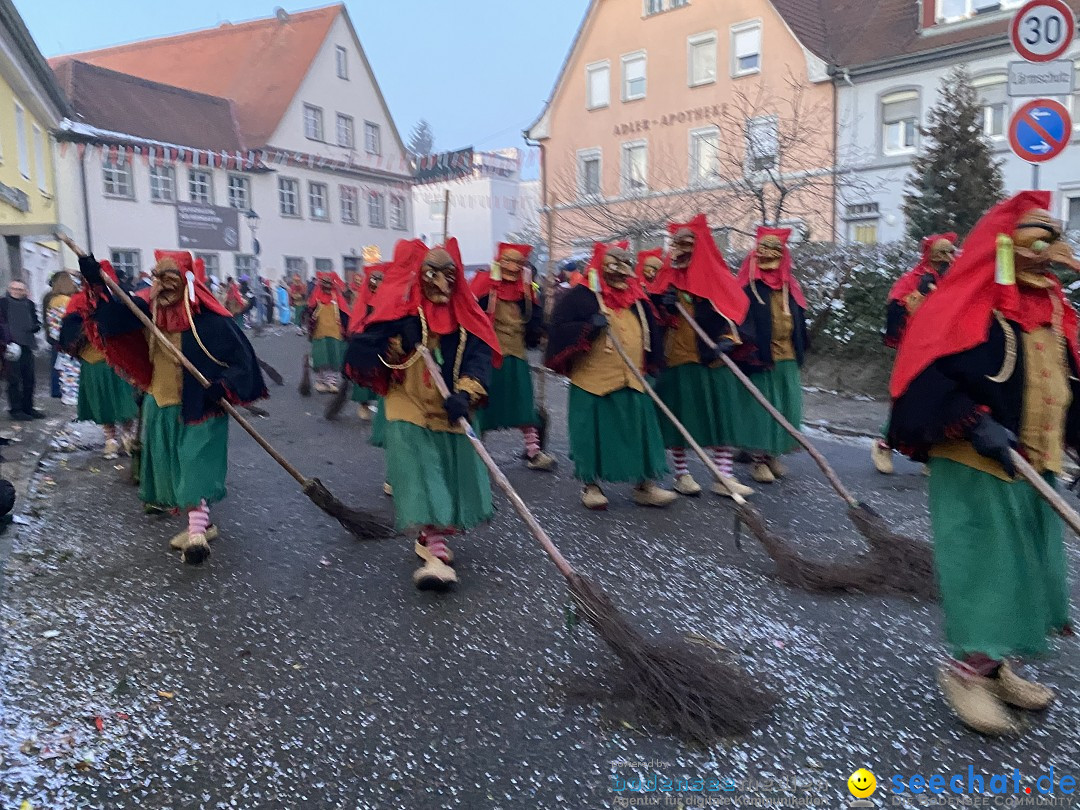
[50,4,341,148]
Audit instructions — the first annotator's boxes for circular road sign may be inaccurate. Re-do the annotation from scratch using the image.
[1008,98,1072,163]
[1010,0,1076,63]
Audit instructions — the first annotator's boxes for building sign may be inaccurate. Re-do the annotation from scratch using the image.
[413,148,474,184]
[176,203,240,252]
[1008,60,1075,96]
[613,104,728,137]
[0,182,30,213]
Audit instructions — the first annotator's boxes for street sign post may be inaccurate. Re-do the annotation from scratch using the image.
[1010,0,1076,63]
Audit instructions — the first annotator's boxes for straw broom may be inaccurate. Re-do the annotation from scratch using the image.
[417,345,775,742]
[675,302,936,598]
[58,232,394,545]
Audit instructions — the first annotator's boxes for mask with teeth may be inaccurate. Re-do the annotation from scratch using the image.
[421,248,457,304]
[755,235,784,270]
[670,228,695,270]
[642,255,663,282]
[497,248,526,283]
[929,238,956,274]
[602,247,634,290]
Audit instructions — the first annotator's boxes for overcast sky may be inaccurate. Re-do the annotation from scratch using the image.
[16,0,588,156]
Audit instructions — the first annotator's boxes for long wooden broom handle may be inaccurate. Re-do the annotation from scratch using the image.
[57,232,311,489]
[592,297,746,506]
[417,346,574,579]
[1010,449,1080,538]
[675,301,859,508]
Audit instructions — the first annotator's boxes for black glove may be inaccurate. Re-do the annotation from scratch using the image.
[917,273,937,295]
[443,391,471,423]
[399,317,423,353]
[589,312,608,337]
[969,413,1017,477]
[659,291,679,314]
[699,338,735,365]
[204,380,228,406]
[78,254,104,287]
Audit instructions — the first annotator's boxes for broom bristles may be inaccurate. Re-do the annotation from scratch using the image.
[324,383,351,421]
[567,572,775,743]
[303,478,394,540]
[299,355,312,397]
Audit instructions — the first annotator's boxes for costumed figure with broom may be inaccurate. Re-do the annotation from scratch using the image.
[343,239,500,590]
[289,274,308,334]
[305,271,351,393]
[78,250,267,564]
[59,260,139,460]
[731,227,809,485]
[546,242,674,510]
[649,214,753,499]
[348,264,386,421]
[470,243,555,471]
[872,233,957,475]
[889,192,1078,736]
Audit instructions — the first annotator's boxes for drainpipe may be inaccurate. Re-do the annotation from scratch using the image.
[79,141,93,255]
[523,132,553,282]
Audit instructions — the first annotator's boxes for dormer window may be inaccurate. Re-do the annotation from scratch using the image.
[938,0,1021,23]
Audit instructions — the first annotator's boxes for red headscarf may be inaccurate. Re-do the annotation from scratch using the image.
[887,232,958,305]
[585,241,646,311]
[648,214,750,324]
[308,271,351,316]
[635,249,664,288]
[891,191,1080,399]
[363,238,502,366]
[470,243,538,304]
[736,226,807,309]
[135,250,231,332]
[66,260,119,352]
[346,263,388,334]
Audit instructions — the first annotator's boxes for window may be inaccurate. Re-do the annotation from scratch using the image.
[731,21,762,77]
[364,121,381,155]
[341,185,359,224]
[938,0,1021,22]
[578,148,602,198]
[881,90,920,154]
[746,115,779,172]
[315,258,334,274]
[586,61,610,110]
[110,250,140,278]
[279,177,300,217]
[644,0,664,14]
[149,164,176,202]
[1068,197,1080,231]
[33,126,46,192]
[390,196,407,230]
[670,0,688,6]
[337,114,355,148]
[335,46,348,79]
[103,157,134,198]
[429,198,446,219]
[285,256,306,279]
[973,74,1007,139]
[226,175,250,210]
[621,141,648,195]
[309,182,329,220]
[688,32,717,87]
[15,104,28,178]
[689,127,721,185]
[850,223,879,244]
[368,192,386,227]
[304,104,324,141]
[195,253,220,279]
[235,254,256,277]
[189,170,213,204]
[622,52,647,101]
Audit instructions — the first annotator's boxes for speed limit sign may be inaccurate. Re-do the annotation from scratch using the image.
[1010,0,1076,63]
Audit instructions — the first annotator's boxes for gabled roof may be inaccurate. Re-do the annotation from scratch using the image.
[49,4,341,147]
[0,0,69,119]
[53,60,244,151]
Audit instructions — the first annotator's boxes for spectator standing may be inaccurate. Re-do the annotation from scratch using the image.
[1,280,44,420]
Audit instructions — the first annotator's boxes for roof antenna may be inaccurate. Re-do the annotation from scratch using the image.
[274,7,290,22]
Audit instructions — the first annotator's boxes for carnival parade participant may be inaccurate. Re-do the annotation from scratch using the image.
[305,271,351,393]
[348,264,386,421]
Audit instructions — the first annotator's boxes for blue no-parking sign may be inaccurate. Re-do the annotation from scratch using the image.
[1008,98,1072,163]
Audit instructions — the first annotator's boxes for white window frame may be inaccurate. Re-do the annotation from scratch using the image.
[577,147,602,199]
[14,103,28,179]
[746,115,779,173]
[335,45,348,80]
[689,126,721,186]
[972,74,1008,140]
[585,60,611,111]
[103,156,134,199]
[227,174,251,210]
[235,254,256,277]
[109,249,141,279]
[337,113,355,149]
[368,191,386,228]
[731,20,762,78]
[621,139,648,196]
[364,121,381,156]
[188,169,213,204]
[687,31,717,88]
[621,51,647,102]
[32,125,47,192]
[390,195,407,230]
[304,104,324,141]
[937,0,1022,23]
[429,198,446,219]
[278,177,301,217]
[308,181,330,221]
[285,256,306,279]
[643,0,664,15]
[149,164,176,202]
[340,185,359,224]
[195,252,220,279]
[314,258,334,275]
[881,90,921,156]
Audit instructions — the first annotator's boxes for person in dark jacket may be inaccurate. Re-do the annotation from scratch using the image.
[1,280,43,420]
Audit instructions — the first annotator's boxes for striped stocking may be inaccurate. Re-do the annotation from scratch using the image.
[671,448,689,477]
[522,426,541,459]
[711,447,735,478]
[187,500,210,536]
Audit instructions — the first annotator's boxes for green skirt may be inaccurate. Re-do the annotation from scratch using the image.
[139,396,229,509]
[77,359,138,425]
[655,363,736,449]
[352,384,376,403]
[384,420,492,532]
[473,355,539,433]
[727,360,803,455]
[929,458,1070,660]
[370,397,387,448]
[311,337,346,370]
[293,304,306,324]
[568,385,669,483]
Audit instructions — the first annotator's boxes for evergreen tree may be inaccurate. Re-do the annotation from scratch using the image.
[407,119,435,157]
[903,66,1005,240]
